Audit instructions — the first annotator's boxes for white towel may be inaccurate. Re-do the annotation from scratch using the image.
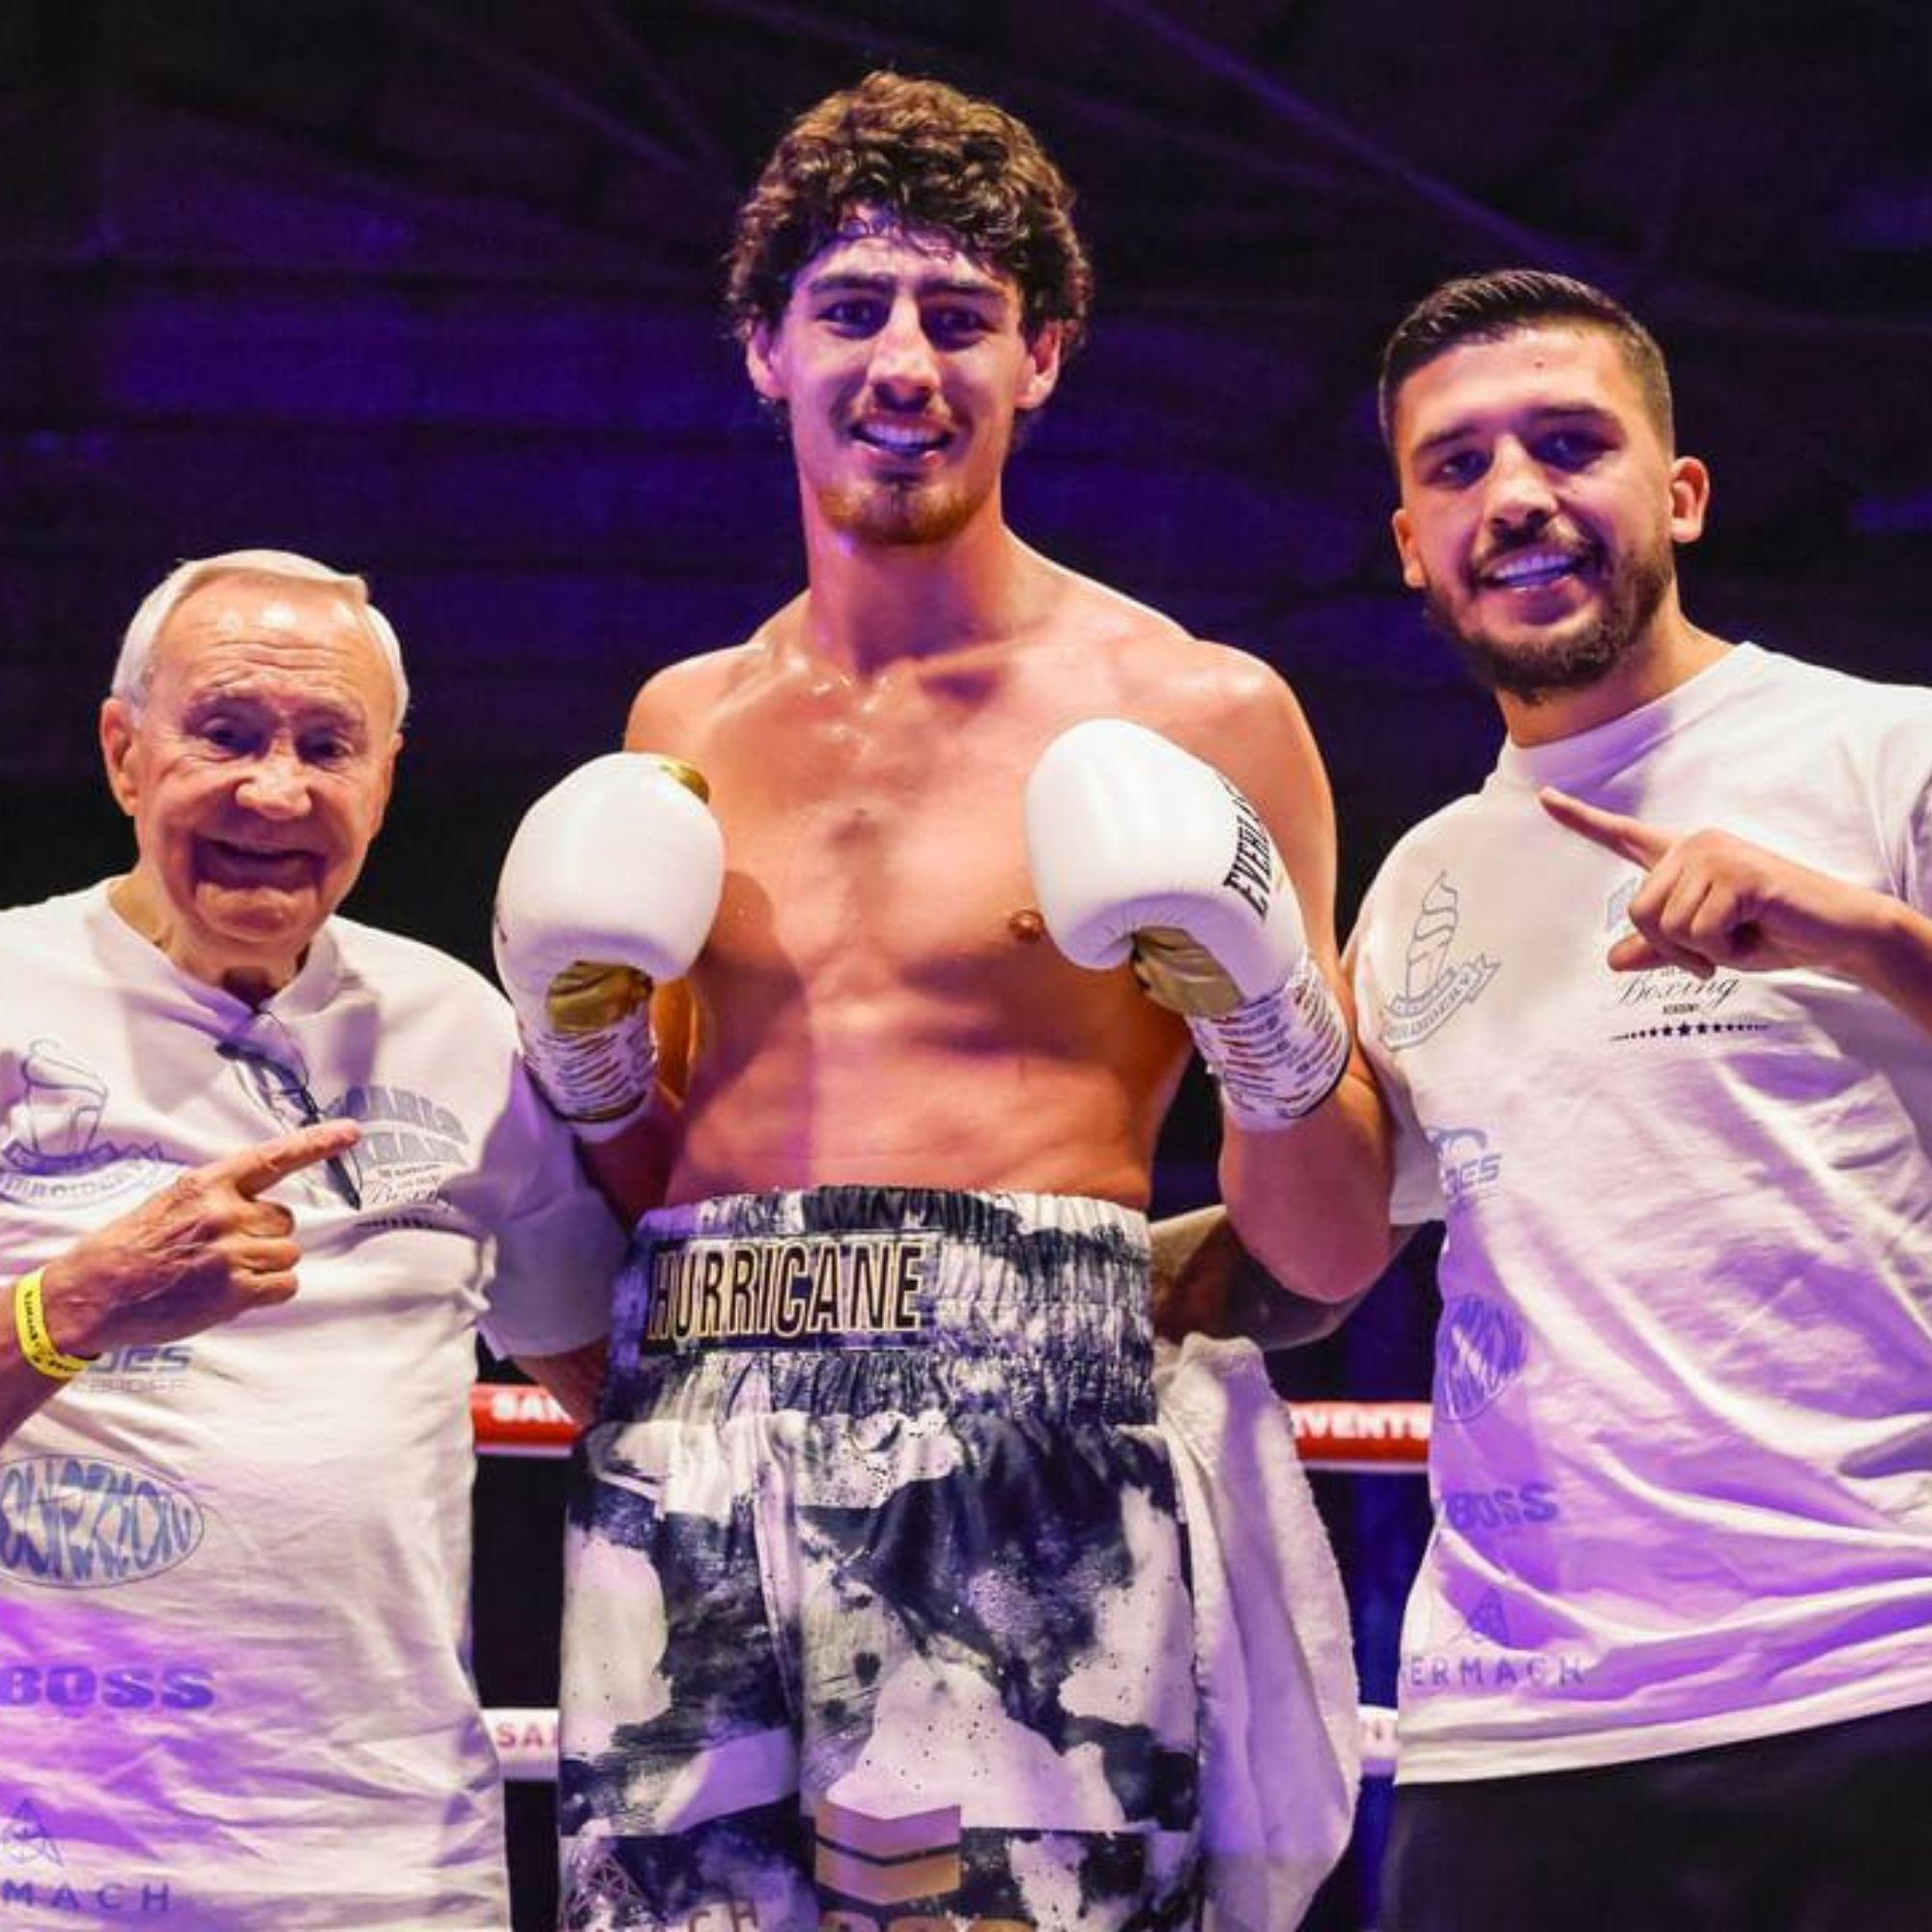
[1155,1333,1361,1931]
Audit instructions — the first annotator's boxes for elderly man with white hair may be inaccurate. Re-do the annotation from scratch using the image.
[0,550,619,1929]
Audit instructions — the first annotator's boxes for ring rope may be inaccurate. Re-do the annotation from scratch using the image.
[482,1703,1404,1782]
[471,1385,1432,1471]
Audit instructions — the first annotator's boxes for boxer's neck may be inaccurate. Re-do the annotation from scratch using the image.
[798,525,1063,676]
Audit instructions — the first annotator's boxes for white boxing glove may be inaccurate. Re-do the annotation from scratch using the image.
[493,753,724,1138]
[1024,718,1349,1129]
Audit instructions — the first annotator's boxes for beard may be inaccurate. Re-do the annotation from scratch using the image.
[1427,534,1675,704]
[814,473,982,548]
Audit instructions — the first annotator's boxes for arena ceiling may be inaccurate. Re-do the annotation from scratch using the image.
[2,0,1928,924]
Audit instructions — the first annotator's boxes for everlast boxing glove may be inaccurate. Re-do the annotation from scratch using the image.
[1025,718,1349,1129]
[493,753,724,1138]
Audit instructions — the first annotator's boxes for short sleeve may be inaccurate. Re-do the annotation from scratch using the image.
[1347,888,1445,1230]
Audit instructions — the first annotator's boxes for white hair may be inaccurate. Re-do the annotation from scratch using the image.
[112,549,411,728]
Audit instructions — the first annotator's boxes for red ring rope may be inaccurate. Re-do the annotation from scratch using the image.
[471,1384,1431,1469]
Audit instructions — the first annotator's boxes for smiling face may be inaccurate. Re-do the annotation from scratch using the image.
[1388,324,1710,728]
[745,215,1063,550]
[100,571,402,1001]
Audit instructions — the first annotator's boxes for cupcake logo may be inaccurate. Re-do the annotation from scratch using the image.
[1379,874,1500,1050]
[17,1039,108,1161]
[0,1039,174,1206]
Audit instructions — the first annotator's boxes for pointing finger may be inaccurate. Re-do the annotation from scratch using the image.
[1606,931,1668,973]
[1608,929,1715,980]
[216,1122,362,1200]
[1538,787,1674,869]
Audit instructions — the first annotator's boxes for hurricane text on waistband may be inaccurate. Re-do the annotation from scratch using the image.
[643,1235,934,1347]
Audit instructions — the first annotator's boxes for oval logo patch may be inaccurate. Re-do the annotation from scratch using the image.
[0,1455,206,1590]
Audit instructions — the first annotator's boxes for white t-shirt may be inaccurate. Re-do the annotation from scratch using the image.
[1351,644,1932,1782]
[0,885,622,1928]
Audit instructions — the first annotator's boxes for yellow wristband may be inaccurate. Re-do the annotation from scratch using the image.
[14,1270,94,1382]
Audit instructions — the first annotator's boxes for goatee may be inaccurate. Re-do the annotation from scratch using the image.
[816,478,976,548]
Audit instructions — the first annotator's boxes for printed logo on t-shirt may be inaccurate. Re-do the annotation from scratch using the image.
[0,1792,173,1917]
[562,1849,658,1926]
[0,1660,215,1715]
[334,1082,473,1217]
[1404,1586,1594,1699]
[1435,1294,1528,1422]
[1438,1481,1560,1538]
[1601,880,1769,1043]
[3,1795,64,1871]
[0,1039,178,1207]
[1605,964,1764,1043]
[1378,874,1500,1050]
[0,1456,206,1591]
[1427,1125,1503,1208]
[66,1343,196,1401]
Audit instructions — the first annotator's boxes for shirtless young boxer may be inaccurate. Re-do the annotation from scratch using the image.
[494,72,1389,1931]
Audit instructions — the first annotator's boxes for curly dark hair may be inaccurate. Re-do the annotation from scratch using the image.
[1378,268,1674,452]
[725,71,1094,355]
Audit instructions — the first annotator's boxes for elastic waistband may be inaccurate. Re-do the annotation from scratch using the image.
[621,1186,1149,1351]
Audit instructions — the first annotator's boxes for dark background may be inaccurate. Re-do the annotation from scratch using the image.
[4,3,1926,1923]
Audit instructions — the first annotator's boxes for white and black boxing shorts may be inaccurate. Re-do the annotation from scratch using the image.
[557,1186,1202,1930]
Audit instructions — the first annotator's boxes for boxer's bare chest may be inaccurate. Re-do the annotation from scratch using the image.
[646,619,1199,1192]
[693,664,1050,999]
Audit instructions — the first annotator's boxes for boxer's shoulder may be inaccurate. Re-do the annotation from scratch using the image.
[1033,570,1271,693]
[624,642,761,750]
[1082,629,1315,802]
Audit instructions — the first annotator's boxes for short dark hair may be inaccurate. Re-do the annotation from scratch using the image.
[725,70,1094,356]
[1378,268,1674,451]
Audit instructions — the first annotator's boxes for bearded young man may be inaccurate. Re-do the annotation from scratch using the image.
[1350,269,1932,1930]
